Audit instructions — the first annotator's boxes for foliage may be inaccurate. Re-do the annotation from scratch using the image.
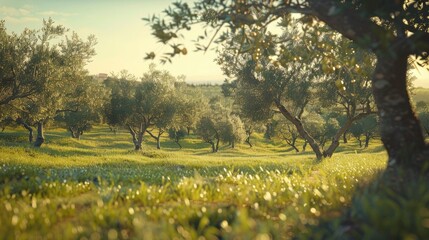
[104,65,185,150]
[168,127,187,149]
[57,78,107,139]
[145,0,429,170]
[196,116,219,152]
[216,21,376,159]
[218,114,246,148]
[273,116,301,152]
[176,85,207,134]
[350,115,379,148]
[104,77,138,128]
[195,95,246,152]
[0,18,97,147]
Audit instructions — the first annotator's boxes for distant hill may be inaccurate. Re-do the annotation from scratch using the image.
[188,83,223,99]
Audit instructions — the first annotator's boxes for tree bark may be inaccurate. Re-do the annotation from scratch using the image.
[289,143,300,153]
[146,129,163,149]
[357,136,362,148]
[245,128,253,147]
[291,136,299,153]
[275,100,323,159]
[156,138,161,149]
[323,112,374,157]
[208,140,216,153]
[372,52,427,169]
[343,131,348,144]
[264,123,273,140]
[17,118,33,143]
[215,134,220,152]
[128,125,143,150]
[284,136,299,153]
[308,0,429,170]
[364,133,371,148]
[34,121,45,147]
[69,127,80,139]
[175,139,182,149]
[245,136,253,148]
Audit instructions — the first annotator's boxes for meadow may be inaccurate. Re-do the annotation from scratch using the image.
[1,126,428,239]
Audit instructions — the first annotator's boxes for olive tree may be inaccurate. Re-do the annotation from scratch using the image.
[57,78,107,139]
[216,24,375,159]
[0,19,96,147]
[105,66,182,150]
[145,100,178,149]
[0,20,49,107]
[104,77,137,134]
[196,116,220,152]
[168,127,187,149]
[219,114,246,149]
[195,96,245,152]
[350,115,379,148]
[274,116,300,152]
[146,0,429,171]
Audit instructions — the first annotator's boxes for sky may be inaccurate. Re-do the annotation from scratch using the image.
[0,0,428,87]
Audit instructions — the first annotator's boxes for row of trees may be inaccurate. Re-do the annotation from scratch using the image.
[1,17,427,159]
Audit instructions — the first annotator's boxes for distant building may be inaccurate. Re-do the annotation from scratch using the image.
[92,73,108,82]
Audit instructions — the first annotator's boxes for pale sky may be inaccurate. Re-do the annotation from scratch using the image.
[0,0,428,87]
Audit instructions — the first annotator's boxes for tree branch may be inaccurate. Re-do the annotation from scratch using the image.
[146,129,159,140]
[307,0,393,52]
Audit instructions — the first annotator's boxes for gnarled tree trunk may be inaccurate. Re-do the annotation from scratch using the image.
[323,112,374,157]
[284,134,299,153]
[34,121,45,147]
[276,99,374,159]
[364,132,371,149]
[174,139,182,149]
[215,133,220,152]
[17,118,33,143]
[208,140,216,153]
[69,127,81,139]
[309,0,429,171]
[372,52,427,169]
[128,124,145,150]
[275,100,323,159]
[245,137,253,148]
[343,131,348,143]
[146,129,164,150]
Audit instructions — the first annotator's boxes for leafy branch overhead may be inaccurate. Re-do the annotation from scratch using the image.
[144,0,429,68]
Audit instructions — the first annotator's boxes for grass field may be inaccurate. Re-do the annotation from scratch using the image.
[1,125,424,239]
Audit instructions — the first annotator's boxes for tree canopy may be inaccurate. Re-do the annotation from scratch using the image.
[0,18,97,147]
[145,0,429,172]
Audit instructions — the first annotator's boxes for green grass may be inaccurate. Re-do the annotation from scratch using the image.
[1,125,419,239]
